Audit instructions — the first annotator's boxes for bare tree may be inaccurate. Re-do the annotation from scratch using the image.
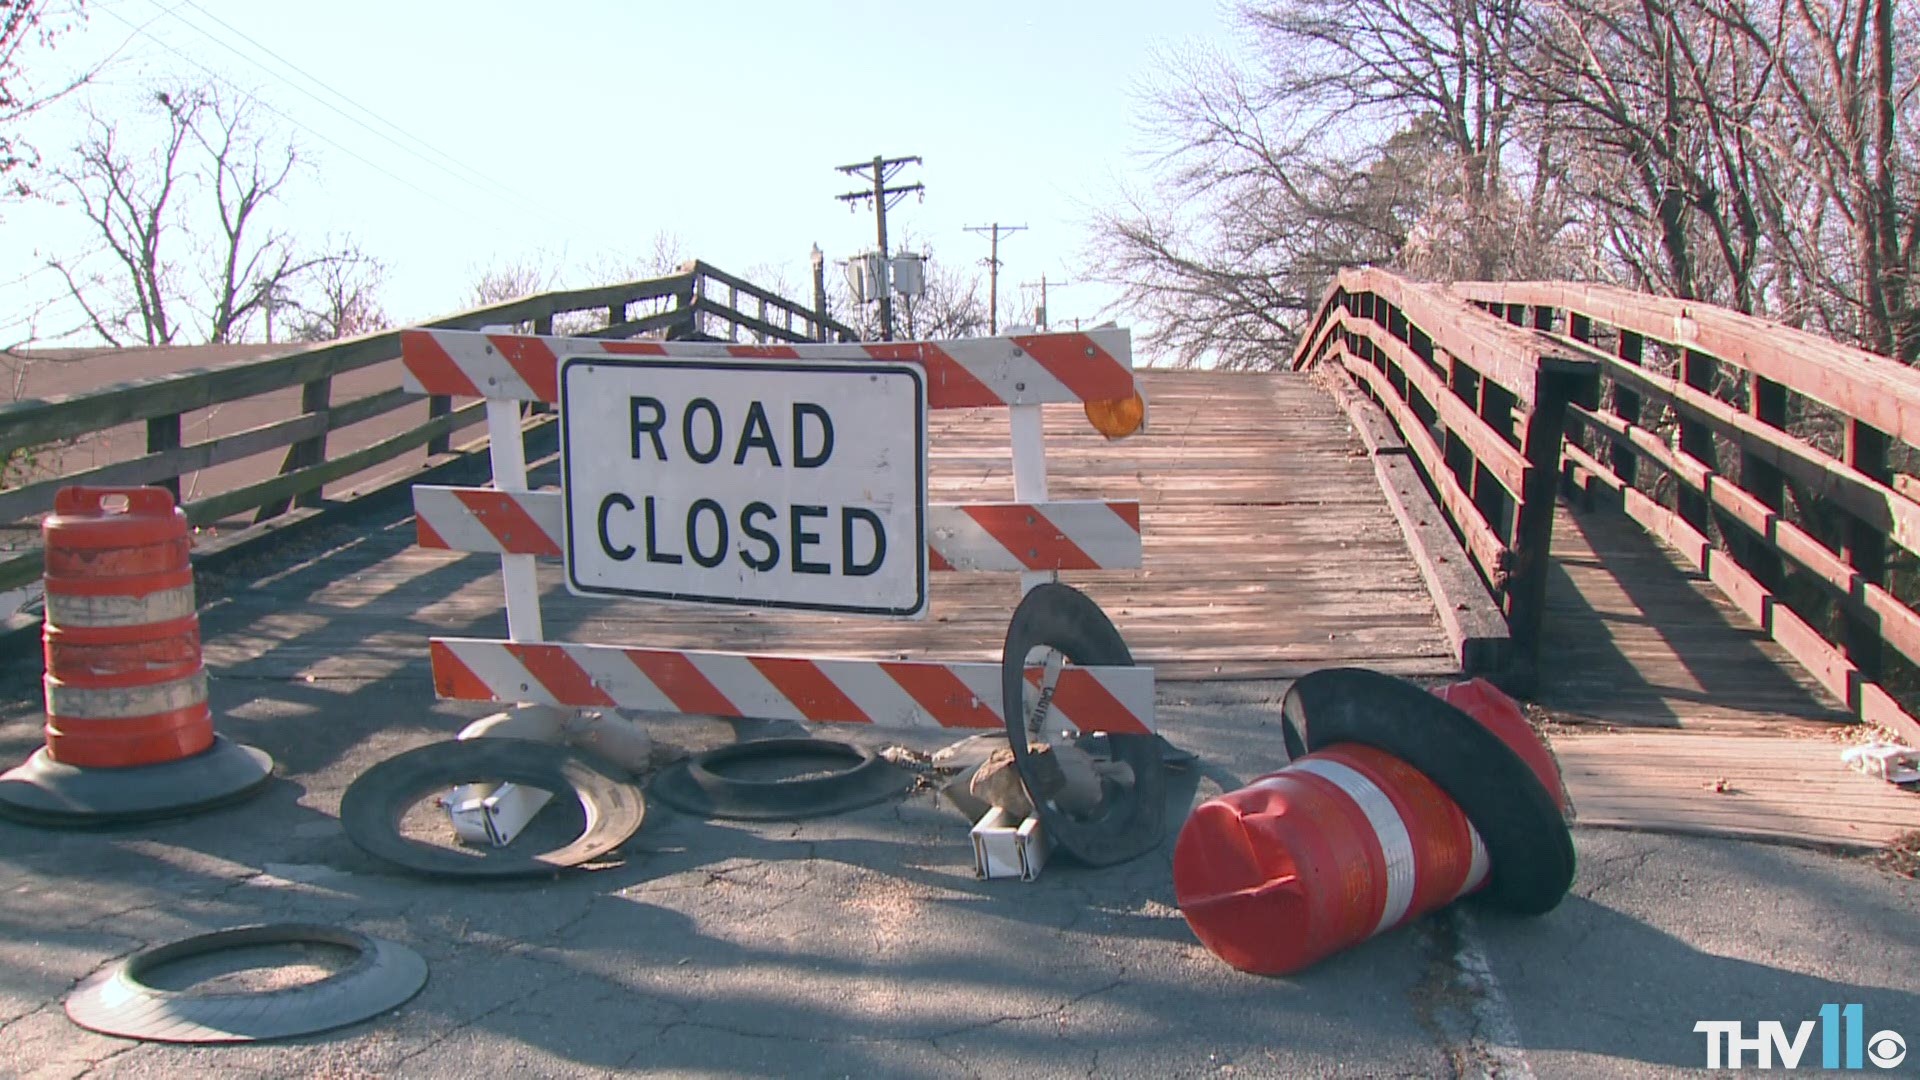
[1091,48,1468,368]
[2,0,90,207]
[287,244,387,341]
[468,258,551,308]
[1521,0,1789,311]
[1520,0,1918,356]
[1103,0,1917,365]
[47,82,371,346]
[1092,2,1583,369]
[1234,0,1537,279]
[1704,0,1919,358]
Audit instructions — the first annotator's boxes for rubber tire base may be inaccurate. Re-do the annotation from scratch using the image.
[0,735,273,827]
[340,738,644,879]
[1003,582,1166,868]
[651,737,913,821]
[66,923,427,1043]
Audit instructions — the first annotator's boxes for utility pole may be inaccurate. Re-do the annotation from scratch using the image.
[810,243,828,341]
[1019,273,1072,330]
[835,154,923,341]
[965,223,1026,334]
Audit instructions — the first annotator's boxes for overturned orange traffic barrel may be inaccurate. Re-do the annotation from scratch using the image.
[1173,670,1573,975]
[0,487,272,825]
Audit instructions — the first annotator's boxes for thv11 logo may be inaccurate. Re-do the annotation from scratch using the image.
[1695,1004,1905,1070]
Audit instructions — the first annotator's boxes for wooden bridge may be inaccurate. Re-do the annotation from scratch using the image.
[2,263,1915,849]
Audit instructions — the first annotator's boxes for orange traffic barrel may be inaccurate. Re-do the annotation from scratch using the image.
[1173,670,1573,975]
[0,487,272,825]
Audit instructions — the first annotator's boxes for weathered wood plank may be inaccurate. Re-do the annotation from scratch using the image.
[1452,280,1920,450]
[1325,311,1528,495]
[1334,269,1595,407]
[1373,453,1511,673]
[1551,731,1917,849]
[1584,341,1920,558]
[185,368,1455,686]
[1563,443,1920,745]
[184,401,487,526]
[0,266,831,457]
[1332,347,1511,587]
[1572,405,1920,673]
[1319,362,1510,673]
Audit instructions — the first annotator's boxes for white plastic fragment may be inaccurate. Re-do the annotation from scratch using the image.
[1841,742,1920,785]
[444,782,554,846]
[971,806,1049,881]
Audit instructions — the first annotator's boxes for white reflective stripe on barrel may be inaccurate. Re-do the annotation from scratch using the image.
[44,584,196,627]
[1290,758,1417,935]
[44,670,207,718]
[1461,822,1491,897]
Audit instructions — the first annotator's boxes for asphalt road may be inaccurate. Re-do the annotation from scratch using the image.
[0,664,1916,1079]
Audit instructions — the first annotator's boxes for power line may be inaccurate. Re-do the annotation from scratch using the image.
[170,0,532,208]
[137,0,553,221]
[964,223,1025,334]
[92,4,493,217]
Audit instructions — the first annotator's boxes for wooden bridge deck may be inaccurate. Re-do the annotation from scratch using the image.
[173,369,1911,849]
[1536,503,1916,848]
[198,370,1456,685]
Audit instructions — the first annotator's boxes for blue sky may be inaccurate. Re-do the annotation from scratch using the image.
[5,0,1237,345]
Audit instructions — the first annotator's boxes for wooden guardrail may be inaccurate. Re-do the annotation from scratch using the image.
[0,261,856,594]
[1452,282,1920,744]
[1292,268,1598,683]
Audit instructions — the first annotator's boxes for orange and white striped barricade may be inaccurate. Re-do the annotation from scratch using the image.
[1172,671,1573,975]
[399,327,1156,846]
[0,487,273,825]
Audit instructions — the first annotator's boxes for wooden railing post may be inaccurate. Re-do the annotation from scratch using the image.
[1742,374,1789,589]
[427,396,453,456]
[528,315,555,416]
[294,377,332,510]
[147,413,182,501]
[1677,349,1718,530]
[1504,373,1581,682]
[255,375,334,522]
[1844,421,1891,683]
[1611,331,1644,490]
[1477,381,1518,539]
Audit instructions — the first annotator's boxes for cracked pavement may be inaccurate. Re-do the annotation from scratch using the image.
[2,639,1919,1076]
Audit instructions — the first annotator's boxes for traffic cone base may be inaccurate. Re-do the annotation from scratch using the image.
[4,486,275,827]
[0,735,273,826]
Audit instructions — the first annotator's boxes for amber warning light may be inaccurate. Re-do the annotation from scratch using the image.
[1085,390,1148,440]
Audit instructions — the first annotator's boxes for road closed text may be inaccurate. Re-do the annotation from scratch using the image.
[560,358,927,616]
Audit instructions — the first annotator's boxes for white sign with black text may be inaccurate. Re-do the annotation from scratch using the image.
[560,357,927,617]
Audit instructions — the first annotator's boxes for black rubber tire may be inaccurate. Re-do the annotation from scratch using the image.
[1001,582,1165,867]
[65,923,427,1043]
[340,738,644,879]
[1280,668,1575,915]
[650,737,913,821]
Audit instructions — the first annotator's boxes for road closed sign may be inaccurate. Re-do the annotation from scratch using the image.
[559,357,927,617]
